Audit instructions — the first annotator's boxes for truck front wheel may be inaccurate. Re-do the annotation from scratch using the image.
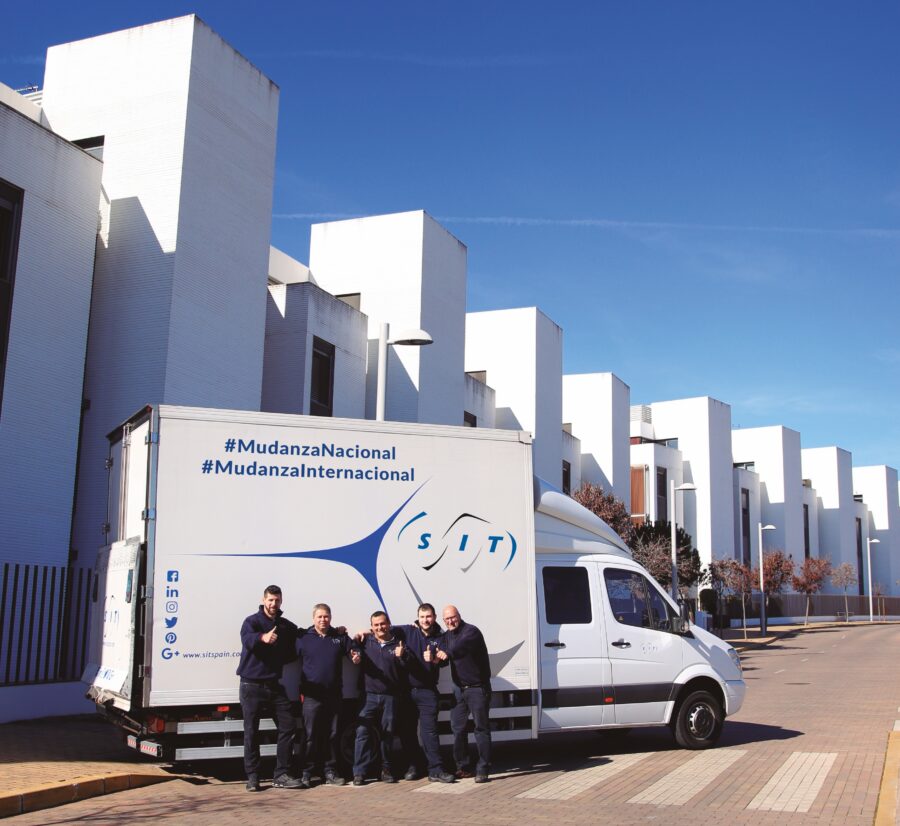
[671,690,722,749]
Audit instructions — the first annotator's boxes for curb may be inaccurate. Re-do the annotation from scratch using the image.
[0,772,176,819]
[875,730,900,826]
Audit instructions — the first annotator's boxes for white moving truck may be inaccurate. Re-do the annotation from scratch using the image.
[83,405,745,762]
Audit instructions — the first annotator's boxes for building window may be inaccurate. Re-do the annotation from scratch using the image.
[309,336,335,417]
[0,179,24,417]
[740,488,751,567]
[803,504,810,559]
[656,467,667,522]
[463,411,476,427]
[561,460,571,495]
[856,517,864,596]
[630,465,646,524]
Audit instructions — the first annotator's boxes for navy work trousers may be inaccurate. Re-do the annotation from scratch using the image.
[450,685,491,775]
[240,679,297,779]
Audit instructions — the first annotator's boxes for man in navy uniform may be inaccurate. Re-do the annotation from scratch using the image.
[351,611,409,785]
[237,585,304,791]
[296,603,360,786]
[442,604,492,783]
[394,603,455,783]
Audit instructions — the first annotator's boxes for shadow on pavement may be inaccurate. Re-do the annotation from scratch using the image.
[719,721,803,746]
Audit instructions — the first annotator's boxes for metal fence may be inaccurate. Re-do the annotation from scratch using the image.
[718,592,900,624]
[0,562,95,686]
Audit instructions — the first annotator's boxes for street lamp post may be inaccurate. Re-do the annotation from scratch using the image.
[669,481,696,601]
[757,523,776,636]
[375,322,433,422]
[866,537,881,622]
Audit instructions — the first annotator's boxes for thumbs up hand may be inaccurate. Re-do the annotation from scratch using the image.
[394,639,405,658]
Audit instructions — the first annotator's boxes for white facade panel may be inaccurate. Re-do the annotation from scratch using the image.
[732,426,805,559]
[561,429,581,494]
[563,372,630,503]
[0,102,102,566]
[261,282,366,418]
[647,397,735,567]
[463,373,496,429]
[309,211,466,425]
[39,16,279,565]
[853,465,899,596]
[465,308,563,487]
[732,468,761,567]
[801,446,857,592]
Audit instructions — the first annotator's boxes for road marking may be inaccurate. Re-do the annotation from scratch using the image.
[801,658,809,662]
[516,753,652,800]
[747,751,837,813]
[628,749,746,806]
[893,720,900,732]
[414,779,482,795]
[775,669,786,674]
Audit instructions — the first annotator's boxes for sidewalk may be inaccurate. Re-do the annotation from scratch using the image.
[0,714,175,818]
[718,618,900,651]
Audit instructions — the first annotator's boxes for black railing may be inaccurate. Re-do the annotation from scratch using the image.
[0,562,94,686]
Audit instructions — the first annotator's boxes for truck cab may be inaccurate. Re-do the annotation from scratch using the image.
[533,480,745,748]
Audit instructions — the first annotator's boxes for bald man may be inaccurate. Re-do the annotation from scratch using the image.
[441,605,492,782]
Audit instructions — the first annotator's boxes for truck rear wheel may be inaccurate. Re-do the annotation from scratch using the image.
[671,690,722,749]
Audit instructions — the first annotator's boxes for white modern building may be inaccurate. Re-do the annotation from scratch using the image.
[630,397,735,569]
[853,465,900,596]
[732,426,812,563]
[309,211,468,425]
[38,16,280,568]
[465,307,564,487]
[801,446,869,594]
[0,83,103,719]
[563,372,630,502]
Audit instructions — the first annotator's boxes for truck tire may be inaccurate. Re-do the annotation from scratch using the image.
[671,690,722,749]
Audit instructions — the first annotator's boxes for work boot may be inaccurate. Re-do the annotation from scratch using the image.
[324,771,346,786]
[245,774,260,792]
[428,771,456,783]
[380,769,397,783]
[272,774,304,789]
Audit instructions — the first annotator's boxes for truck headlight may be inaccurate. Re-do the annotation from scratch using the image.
[727,647,742,674]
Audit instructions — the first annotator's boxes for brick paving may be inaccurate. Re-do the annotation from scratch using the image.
[3,623,899,824]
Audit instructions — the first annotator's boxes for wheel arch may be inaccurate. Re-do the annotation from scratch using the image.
[670,675,725,722]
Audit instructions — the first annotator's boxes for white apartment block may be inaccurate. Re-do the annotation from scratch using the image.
[38,16,280,568]
[262,248,367,419]
[465,307,563,487]
[309,211,467,426]
[629,405,685,527]
[732,426,811,562]
[853,465,900,596]
[563,372,630,502]
[630,397,735,569]
[0,85,102,568]
[801,447,869,594]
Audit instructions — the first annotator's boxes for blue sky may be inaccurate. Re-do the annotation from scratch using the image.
[6,2,900,470]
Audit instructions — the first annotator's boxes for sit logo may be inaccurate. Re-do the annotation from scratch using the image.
[407,511,518,572]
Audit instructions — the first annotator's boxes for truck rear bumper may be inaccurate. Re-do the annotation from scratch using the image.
[724,679,746,716]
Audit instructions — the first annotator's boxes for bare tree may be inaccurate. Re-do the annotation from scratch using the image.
[716,559,754,639]
[631,521,702,597]
[751,550,794,622]
[572,483,637,547]
[791,557,832,625]
[831,562,858,622]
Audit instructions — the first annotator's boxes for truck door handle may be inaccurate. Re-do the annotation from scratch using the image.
[611,639,631,648]
[544,641,566,648]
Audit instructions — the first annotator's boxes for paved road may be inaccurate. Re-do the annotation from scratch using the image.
[11,624,900,825]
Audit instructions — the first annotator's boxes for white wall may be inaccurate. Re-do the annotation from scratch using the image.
[647,397,735,567]
[262,282,367,418]
[853,466,899,596]
[801,446,857,592]
[563,372,630,502]
[732,468,761,566]
[465,307,563,487]
[561,429,581,494]
[628,443,684,524]
[0,98,102,567]
[39,16,279,565]
[309,211,467,425]
[464,373,496,428]
[732,426,805,559]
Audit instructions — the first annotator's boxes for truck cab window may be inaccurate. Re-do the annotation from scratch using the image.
[604,568,674,632]
[542,566,591,624]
